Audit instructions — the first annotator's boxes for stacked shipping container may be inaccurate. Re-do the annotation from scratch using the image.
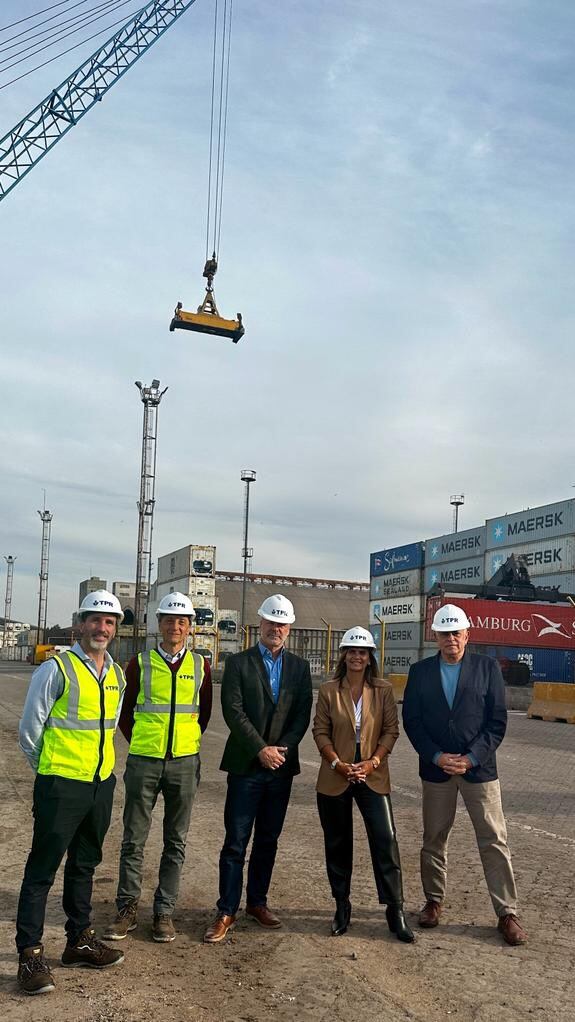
[371,498,575,683]
[369,543,424,672]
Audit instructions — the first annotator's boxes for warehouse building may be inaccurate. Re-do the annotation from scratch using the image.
[148,544,369,673]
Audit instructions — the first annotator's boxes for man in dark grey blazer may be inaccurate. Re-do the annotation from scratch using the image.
[402,603,527,947]
[204,594,313,943]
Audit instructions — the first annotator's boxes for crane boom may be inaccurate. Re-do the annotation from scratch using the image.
[0,0,198,202]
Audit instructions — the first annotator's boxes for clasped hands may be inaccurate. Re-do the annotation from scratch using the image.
[437,753,473,776]
[258,745,288,770]
[336,760,374,783]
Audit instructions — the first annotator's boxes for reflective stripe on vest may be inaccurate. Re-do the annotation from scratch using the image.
[130,649,203,758]
[38,651,125,782]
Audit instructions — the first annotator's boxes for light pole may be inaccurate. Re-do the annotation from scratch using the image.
[320,617,332,677]
[240,469,256,639]
[374,611,385,675]
[3,555,16,647]
[133,379,167,654]
[450,494,464,533]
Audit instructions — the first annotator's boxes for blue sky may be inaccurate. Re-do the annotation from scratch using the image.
[1,0,574,624]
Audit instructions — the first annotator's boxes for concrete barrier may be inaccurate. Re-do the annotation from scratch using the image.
[527,682,575,724]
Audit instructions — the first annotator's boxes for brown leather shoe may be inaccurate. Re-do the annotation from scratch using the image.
[203,914,236,944]
[497,914,527,946]
[246,904,282,929]
[419,900,443,928]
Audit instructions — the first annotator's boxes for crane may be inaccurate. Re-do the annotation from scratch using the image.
[0,0,199,202]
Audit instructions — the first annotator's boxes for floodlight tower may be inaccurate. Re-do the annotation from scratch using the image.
[450,494,465,534]
[37,506,53,645]
[3,555,16,647]
[133,379,168,654]
[240,469,256,638]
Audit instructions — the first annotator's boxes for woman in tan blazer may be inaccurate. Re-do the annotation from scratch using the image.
[312,627,413,942]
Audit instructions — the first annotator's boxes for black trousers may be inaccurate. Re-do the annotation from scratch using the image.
[317,784,404,906]
[16,773,115,951]
[217,771,293,916]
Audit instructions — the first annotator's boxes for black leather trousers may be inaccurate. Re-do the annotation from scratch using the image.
[317,785,404,906]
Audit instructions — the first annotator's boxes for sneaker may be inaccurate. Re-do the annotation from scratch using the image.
[152,914,176,942]
[61,928,125,969]
[102,901,138,940]
[17,946,55,995]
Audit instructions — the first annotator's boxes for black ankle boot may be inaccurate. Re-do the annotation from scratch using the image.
[385,905,414,943]
[331,899,351,936]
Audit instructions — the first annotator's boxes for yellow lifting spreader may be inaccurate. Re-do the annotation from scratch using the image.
[169,256,244,343]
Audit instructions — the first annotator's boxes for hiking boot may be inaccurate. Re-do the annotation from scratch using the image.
[17,946,55,995]
[61,928,125,969]
[152,914,176,942]
[102,901,138,941]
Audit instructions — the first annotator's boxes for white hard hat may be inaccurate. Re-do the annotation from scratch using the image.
[156,593,196,619]
[431,603,471,632]
[340,626,376,649]
[78,589,124,623]
[257,594,295,624]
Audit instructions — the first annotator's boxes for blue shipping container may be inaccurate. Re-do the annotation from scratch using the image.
[371,542,424,577]
[469,644,575,683]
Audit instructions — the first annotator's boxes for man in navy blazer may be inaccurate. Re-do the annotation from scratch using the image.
[402,603,527,946]
[203,594,312,944]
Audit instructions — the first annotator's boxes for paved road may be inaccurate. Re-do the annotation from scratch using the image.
[0,663,573,1022]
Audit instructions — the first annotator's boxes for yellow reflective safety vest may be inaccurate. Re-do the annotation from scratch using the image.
[38,650,126,782]
[130,648,204,758]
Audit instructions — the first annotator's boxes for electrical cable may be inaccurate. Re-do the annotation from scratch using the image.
[0,0,137,70]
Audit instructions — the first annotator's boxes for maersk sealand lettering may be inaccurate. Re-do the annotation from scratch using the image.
[508,512,563,536]
[381,601,414,616]
[519,548,562,566]
[439,565,481,582]
[440,536,481,555]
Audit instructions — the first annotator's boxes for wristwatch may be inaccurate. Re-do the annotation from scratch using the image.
[330,757,340,770]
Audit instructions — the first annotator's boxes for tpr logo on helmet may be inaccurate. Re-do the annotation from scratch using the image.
[93,599,113,608]
[168,601,185,609]
[441,616,459,625]
[270,608,288,618]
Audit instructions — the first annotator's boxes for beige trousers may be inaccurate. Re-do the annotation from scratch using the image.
[421,777,517,917]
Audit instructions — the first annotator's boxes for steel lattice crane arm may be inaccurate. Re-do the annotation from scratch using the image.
[0,0,198,202]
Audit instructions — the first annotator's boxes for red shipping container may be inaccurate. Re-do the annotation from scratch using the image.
[424,596,575,650]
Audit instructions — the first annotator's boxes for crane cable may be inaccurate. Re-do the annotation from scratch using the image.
[205,0,233,264]
[0,1,144,90]
[0,1,137,68]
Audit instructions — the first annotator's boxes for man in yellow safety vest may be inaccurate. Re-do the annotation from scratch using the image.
[103,592,212,944]
[16,590,126,996]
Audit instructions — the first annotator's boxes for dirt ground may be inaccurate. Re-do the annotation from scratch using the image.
[0,663,574,1022]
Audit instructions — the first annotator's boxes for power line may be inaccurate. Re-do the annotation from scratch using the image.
[0,1,134,63]
[1,1,101,46]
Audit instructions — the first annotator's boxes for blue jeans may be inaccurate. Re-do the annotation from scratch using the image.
[217,771,293,916]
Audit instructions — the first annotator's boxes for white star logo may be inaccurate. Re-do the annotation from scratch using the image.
[431,572,438,584]
[493,557,503,571]
[431,545,439,559]
[493,524,504,541]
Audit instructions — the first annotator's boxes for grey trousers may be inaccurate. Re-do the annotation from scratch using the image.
[421,777,518,918]
[117,753,200,916]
